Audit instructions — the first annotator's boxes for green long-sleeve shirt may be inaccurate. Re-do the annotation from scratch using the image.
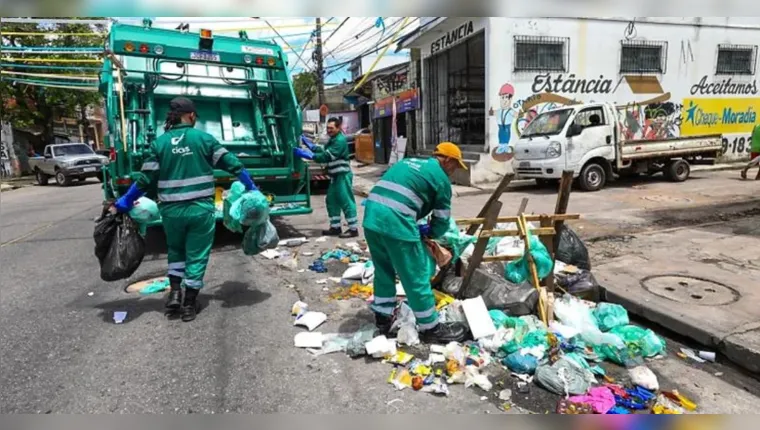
[133,124,244,203]
[751,123,760,153]
[312,133,351,177]
[363,157,453,242]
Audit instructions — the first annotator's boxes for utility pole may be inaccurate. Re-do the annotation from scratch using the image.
[314,17,326,124]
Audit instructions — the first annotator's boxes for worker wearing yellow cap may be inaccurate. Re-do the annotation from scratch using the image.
[362,142,470,344]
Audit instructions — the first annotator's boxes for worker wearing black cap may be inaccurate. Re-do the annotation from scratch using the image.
[113,97,257,322]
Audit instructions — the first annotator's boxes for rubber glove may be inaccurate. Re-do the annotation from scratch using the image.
[418,223,431,237]
[294,147,314,160]
[300,135,316,151]
[237,169,258,191]
[114,183,145,213]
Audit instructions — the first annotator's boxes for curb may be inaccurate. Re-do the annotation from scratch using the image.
[600,285,760,374]
[692,162,746,172]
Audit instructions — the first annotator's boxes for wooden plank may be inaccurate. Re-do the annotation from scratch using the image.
[518,214,547,324]
[540,215,556,293]
[465,174,514,236]
[478,227,556,238]
[482,255,521,262]
[553,170,575,254]
[517,197,529,216]
[459,200,502,299]
[456,213,580,226]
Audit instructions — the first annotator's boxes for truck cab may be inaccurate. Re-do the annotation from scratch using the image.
[513,102,721,191]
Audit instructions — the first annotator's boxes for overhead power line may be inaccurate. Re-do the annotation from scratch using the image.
[0,18,111,25]
[324,18,419,72]
[0,63,101,71]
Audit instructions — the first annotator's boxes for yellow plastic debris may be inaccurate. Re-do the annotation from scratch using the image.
[387,351,414,366]
[433,290,455,310]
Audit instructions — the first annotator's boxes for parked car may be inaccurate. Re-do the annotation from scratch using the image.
[28,143,109,186]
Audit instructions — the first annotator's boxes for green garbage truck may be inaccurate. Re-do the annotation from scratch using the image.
[99,22,312,226]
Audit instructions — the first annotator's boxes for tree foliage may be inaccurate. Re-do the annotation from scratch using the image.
[292,72,317,106]
[0,18,107,141]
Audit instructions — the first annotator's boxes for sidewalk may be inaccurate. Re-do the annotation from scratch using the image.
[350,161,496,198]
[0,176,37,192]
[594,216,760,374]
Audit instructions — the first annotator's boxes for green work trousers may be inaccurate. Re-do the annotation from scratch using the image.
[364,228,439,330]
[326,172,358,230]
[162,199,216,290]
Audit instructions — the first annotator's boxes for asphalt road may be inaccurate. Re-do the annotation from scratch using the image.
[1,173,759,414]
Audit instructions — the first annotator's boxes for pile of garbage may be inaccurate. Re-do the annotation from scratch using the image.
[222,181,280,255]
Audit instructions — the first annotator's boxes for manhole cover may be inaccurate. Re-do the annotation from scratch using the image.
[125,276,168,294]
[640,275,739,306]
[641,195,692,204]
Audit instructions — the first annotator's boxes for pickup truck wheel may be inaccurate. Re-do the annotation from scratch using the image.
[55,171,72,187]
[665,159,690,182]
[579,162,607,192]
[35,169,50,186]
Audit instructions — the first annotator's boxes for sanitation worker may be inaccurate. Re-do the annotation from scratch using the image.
[362,142,470,343]
[112,97,257,322]
[741,121,760,180]
[294,117,358,238]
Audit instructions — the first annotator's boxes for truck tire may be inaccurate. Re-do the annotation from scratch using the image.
[56,171,72,187]
[664,159,690,182]
[579,162,607,192]
[35,169,50,186]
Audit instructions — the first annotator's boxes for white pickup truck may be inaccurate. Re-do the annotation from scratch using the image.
[513,102,722,191]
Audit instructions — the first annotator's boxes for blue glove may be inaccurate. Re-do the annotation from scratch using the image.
[300,135,316,151]
[114,183,145,213]
[294,147,314,160]
[237,170,257,191]
[418,223,431,237]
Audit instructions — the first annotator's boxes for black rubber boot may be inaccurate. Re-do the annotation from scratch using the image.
[165,275,182,310]
[322,227,343,236]
[420,322,471,344]
[181,288,200,322]
[375,313,394,336]
[339,229,359,239]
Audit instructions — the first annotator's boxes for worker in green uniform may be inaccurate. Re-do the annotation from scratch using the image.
[741,122,760,180]
[112,97,258,322]
[294,117,358,238]
[362,142,470,344]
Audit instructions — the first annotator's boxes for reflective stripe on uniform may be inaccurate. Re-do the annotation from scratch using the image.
[168,269,185,278]
[432,209,451,219]
[370,303,396,315]
[413,307,437,319]
[168,262,186,270]
[366,193,417,217]
[418,320,439,331]
[346,217,358,225]
[373,296,397,305]
[328,166,351,175]
[184,279,203,288]
[158,175,214,189]
[375,180,423,209]
[327,159,349,168]
[159,188,215,202]
[212,148,228,165]
[141,161,159,171]
[329,216,342,222]
[326,150,337,160]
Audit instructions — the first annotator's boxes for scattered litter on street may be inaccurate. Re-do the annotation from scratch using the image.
[329,283,374,300]
[315,236,328,243]
[699,350,716,362]
[113,311,127,324]
[260,249,281,260]
[308,259,328,273]
[279,237,308,247]
[316,279,328,285]
[462,296,497,339]
[138,278,170,295]
[679,347,706,363]
[87,292,94,297]
[294,332,323,348]
[291,301,308,317]
[294,312,327,331]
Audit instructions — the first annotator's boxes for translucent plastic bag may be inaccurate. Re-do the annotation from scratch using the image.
[505,232,553,284]
[242,220,279,256]
[232,190,270,227]
[553,295,625,350]
[535,356,597,396]
[609,325,666,358]
[437,218,477,263]
[223,181,247,233]
[594,303,630,332]
[129,197,160,224]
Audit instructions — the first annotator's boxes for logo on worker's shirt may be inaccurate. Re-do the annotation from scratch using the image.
[171,134,186,145]
[170,133,193,156]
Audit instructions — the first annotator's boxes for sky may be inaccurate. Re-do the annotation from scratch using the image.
[114,17,417,86]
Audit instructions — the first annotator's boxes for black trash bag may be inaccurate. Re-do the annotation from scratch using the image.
[95,213,145,282]
[556,269,600,299]
[555,224,591,270]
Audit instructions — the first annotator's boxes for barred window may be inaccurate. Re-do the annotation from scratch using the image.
[620,40,667,74]
[716,44,757,75]
[514,35,569,72]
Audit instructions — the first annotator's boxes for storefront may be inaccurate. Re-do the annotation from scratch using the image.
[372,88,420,164]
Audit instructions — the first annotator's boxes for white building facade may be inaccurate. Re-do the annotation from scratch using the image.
[401,17,760,185]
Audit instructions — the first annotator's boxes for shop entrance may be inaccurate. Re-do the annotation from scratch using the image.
[423,31,485,152]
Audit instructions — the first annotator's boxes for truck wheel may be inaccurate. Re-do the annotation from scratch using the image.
[35,169,49,186]
[56,171,72,187]
[665,159,690,182]
[579,162,607,192]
